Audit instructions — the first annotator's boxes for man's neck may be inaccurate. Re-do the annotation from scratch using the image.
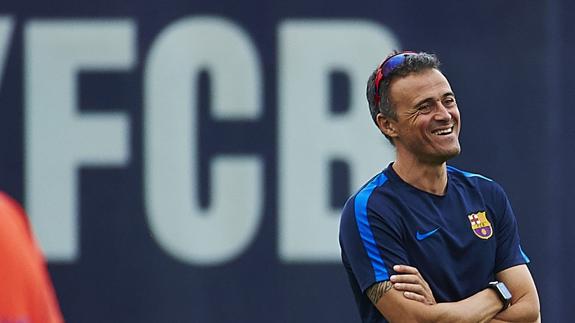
[392,157,448,196]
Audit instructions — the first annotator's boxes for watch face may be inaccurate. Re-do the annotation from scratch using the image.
[497,282,512,300]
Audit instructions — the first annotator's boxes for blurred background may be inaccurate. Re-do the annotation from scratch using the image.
[0,0,570,322]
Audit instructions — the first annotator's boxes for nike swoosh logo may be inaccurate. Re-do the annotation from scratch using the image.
[416,228,440,241]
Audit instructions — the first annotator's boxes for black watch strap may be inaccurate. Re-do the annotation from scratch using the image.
[488,281,512,311]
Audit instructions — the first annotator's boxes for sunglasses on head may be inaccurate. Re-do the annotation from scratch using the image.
[374,51,417,106]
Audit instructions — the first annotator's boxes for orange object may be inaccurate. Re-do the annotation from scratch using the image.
[0,192,64,323]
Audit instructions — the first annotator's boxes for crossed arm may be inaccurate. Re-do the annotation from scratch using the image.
[489,265,540,322]
[367,264,540,323]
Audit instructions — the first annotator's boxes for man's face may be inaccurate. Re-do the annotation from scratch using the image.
[384,68,461,164]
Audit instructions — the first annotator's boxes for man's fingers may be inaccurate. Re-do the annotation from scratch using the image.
[393,283,425,294]
[396,285,436,305]
[390,274,422,284]
[393,264,420,275]
[391,265,437,306]
[402,291,426,303]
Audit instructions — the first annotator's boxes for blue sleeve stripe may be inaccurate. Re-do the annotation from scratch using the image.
[519,245,531,263]
[447,165,492,181]
[353,173,389,282]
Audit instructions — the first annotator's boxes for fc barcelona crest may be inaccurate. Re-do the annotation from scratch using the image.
[467,211,493,239]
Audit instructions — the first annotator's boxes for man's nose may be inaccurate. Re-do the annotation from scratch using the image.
[434,102,452,121]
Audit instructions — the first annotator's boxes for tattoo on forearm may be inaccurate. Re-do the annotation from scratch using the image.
[366,281,393,305]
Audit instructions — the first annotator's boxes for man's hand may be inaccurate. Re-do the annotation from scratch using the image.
[390,264,436,305]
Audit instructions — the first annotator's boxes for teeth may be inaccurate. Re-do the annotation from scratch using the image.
[433,127,453,135]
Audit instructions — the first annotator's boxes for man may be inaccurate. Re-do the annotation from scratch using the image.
[0,191,64,322]
[339,51,540,322]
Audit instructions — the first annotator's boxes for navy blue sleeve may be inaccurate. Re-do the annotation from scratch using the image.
[490,182,530,273]
[339,186,409,293]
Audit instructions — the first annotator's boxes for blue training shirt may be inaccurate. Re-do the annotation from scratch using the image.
[339,164,529,323]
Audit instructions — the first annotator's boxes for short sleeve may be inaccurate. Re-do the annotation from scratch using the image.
[491,184,530,273]
[339,187,409,293]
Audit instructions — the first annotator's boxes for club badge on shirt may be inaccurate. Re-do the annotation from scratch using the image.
[468,211,493,239]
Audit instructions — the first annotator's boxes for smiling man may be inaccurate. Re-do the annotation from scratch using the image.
[339,51,540,323]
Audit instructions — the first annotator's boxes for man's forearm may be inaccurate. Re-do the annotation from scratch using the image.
[490,315,541,323]
[427,288,503,323]
[490,265,540,323]
[387,265,540,323]
[490,295,540,323]
[373,284,504,323]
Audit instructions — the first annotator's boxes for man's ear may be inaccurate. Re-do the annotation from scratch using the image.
[376,113,398,138]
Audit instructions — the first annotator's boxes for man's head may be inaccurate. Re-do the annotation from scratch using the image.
[367,51,440,142]
[367,51,461,163]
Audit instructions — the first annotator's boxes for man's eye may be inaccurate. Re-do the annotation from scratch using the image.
[444,97,456,106]
[418,104,432,112]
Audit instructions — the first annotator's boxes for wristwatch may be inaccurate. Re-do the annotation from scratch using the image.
[488,281,512,311]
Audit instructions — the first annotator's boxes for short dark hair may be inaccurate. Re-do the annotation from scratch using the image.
[366,51,440,143]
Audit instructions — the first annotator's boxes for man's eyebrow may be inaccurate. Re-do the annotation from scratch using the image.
[413,97,434,107]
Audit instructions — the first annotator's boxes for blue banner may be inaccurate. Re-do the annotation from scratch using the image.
[0,0,569,321]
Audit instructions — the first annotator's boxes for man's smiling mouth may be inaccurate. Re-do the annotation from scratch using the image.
[432,126,454,136]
